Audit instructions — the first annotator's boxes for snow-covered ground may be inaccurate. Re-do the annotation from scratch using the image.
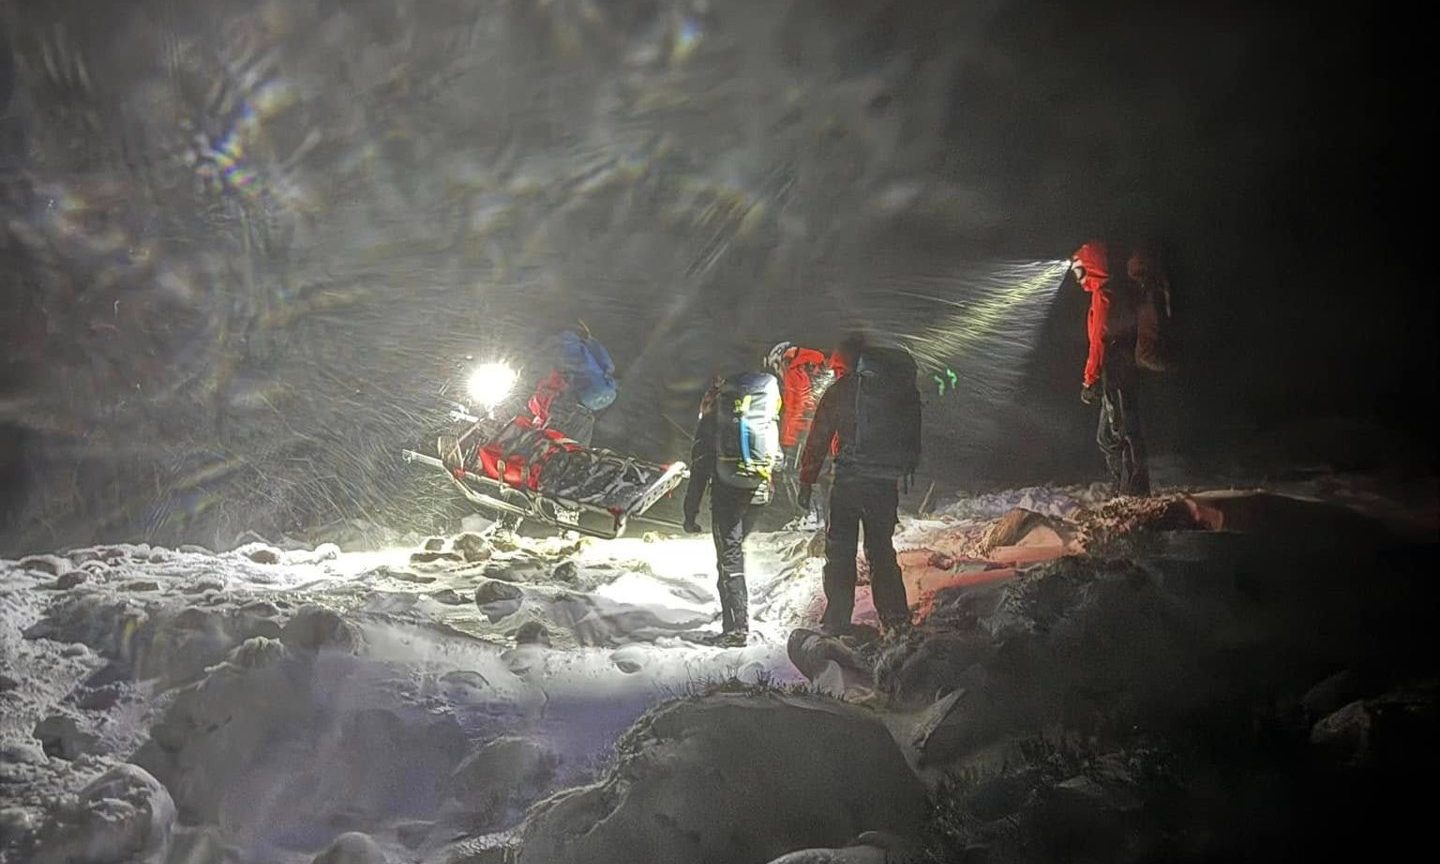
[0,525,816,860]
[13,483,1074,863]
[9,476,1426,863]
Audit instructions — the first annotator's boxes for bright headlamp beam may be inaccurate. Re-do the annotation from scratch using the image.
[467,362,518,409]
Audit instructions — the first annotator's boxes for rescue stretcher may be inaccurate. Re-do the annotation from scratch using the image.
[401,406,688,540]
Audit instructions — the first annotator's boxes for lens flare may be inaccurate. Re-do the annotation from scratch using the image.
[467,362,518,409]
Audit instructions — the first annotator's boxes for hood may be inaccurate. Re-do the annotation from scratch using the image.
[1071,242,1110,293]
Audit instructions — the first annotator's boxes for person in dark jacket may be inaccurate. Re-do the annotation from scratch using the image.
[1073,241,1150,496]
[682,377,775,647]
[797,335,912,635]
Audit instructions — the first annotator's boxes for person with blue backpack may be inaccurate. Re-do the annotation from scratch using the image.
[526,320,618,448]
[682,370,783,647]
[799,335,922,636]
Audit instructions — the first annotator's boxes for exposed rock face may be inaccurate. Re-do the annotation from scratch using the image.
[517,691,927,864]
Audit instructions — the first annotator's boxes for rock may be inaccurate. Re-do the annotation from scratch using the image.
[124,580,162,592]
[0,672,19,691]
[483,558,547,583]
[1311,699,1372,769]
[240,600,282,617]
[453,532,493,562]
[475,579,524,605]
[312,832,387,864]
[610,646,644,674]
[447,736,559,829]
[240,544,282,565]
[386,570,437,584]
[911,688,967,753]
[32,763,176,864]
[74,684,125,711]
[517,691,927,864]
[0,741,47,765]
[1301,668,1365,721]
[514,621,552,647]
[34,714,100,760]
[424,537,445,551]
[280,606,360,654]
[19,555,67,576]
[56,571,88,590]
[553,561,579,583]
[67,548,101,564]
[763,845,891,863]
[411,550,464,566]
[475,581,524,621]
[1307,686,1437,774]
[429,588,469,605]
[0,808,38,845]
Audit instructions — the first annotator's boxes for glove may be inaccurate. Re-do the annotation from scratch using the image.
[797,484,813,511]
[1080,382,1100,405]
[683,516,702,534]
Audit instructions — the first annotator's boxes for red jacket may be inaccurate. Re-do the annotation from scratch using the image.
[779,347,833,448]
[526,369,568,425]
[1073,242,1112,388]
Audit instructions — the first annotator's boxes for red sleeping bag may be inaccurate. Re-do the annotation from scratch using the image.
[478,417,582,492]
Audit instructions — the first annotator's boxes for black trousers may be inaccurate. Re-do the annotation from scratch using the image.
[710,482,759,633]
[822,474,908,629]
[1098,362,1150,496]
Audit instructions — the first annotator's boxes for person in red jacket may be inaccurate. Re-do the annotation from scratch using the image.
[766,341,843,522]
[765,342,836,459]
[1073,241,1150,496]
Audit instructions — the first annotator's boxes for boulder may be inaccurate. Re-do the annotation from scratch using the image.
[280,605,361,654]
[32,764,176,864]
[475,581,524,622]
[56,571,88,590]
[517,691,926,864]
[34,714,99,760]
[514,621,552,647]
[453,533,493,562]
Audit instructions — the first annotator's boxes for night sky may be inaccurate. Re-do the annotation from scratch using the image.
[1,0,1432,552]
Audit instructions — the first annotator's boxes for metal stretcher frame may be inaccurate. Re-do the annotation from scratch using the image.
[400,447,689,540]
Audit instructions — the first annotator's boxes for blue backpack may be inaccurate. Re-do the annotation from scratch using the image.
[556,330,618,411]
[713,372,781,489]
